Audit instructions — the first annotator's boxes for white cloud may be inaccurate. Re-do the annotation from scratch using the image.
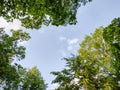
[7,19,21,30]
[59,50,67,57]
[47,83,58,90]
[59,37,67,41]
[0,17,8,27]
[59,37,80,55]
[67,38,79,51]
[0,17,21,34]
[0,17,29,46]
[67,38,79,45]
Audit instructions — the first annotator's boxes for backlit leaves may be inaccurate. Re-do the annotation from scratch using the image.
[0,0,92,29]
[52,27,119,90]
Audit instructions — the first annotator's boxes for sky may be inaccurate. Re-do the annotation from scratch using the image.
[0,0,120,90]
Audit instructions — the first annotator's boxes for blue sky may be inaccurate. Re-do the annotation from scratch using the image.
[0,0,120,89]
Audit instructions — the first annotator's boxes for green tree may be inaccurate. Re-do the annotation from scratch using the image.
[0,28,30,83]
[0,29,47,90]
[20,66,47,90]
[52,27,119,90]
[0,28,30,89]
[103,17,120,83]
[0,0,92,29]
[1,65,47,90]
[51,55,82,90]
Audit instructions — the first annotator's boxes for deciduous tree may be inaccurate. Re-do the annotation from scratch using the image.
[52,27,119,90]
[0,28,30,89]
[103,17,120,83]
[0,29,47,90]
[0,0,92,29]
[21,66,47,90]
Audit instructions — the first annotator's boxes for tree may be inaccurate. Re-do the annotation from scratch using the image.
[51,55,82,90]
[103,17,120,83]
[0,28,30,89]
[0,28,30,81]
[20,66,47,90]
[1,66,47,90]
[0,29,47,90]
[51,27,119,90]
[0,0,92,29]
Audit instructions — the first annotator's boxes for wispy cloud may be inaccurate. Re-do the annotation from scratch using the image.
[59,37,80,56]
[67,38,79,45]
[59,50,67,57]
[59,37,67,42]
[67,38,79,51]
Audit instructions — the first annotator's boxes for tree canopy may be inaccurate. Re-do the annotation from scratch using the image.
[0,29,47,90]
[0,28,30,89]
[51,27,119,90]
[103,17,120,83]
[0,0,92,29]
[1,1,119,90]
[0,28,30,82]
[18,66,47,90]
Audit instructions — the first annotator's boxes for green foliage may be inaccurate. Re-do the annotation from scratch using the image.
[1,66,47,90]
[0,28,30,89]
[51,55,82,90]
[0,28,30,81]
[21,66,47,90]
[0,0,92,29]
[0,29,47,90]
[0,28,30,90]
[103,17,120,81]
[52,27,119,90]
